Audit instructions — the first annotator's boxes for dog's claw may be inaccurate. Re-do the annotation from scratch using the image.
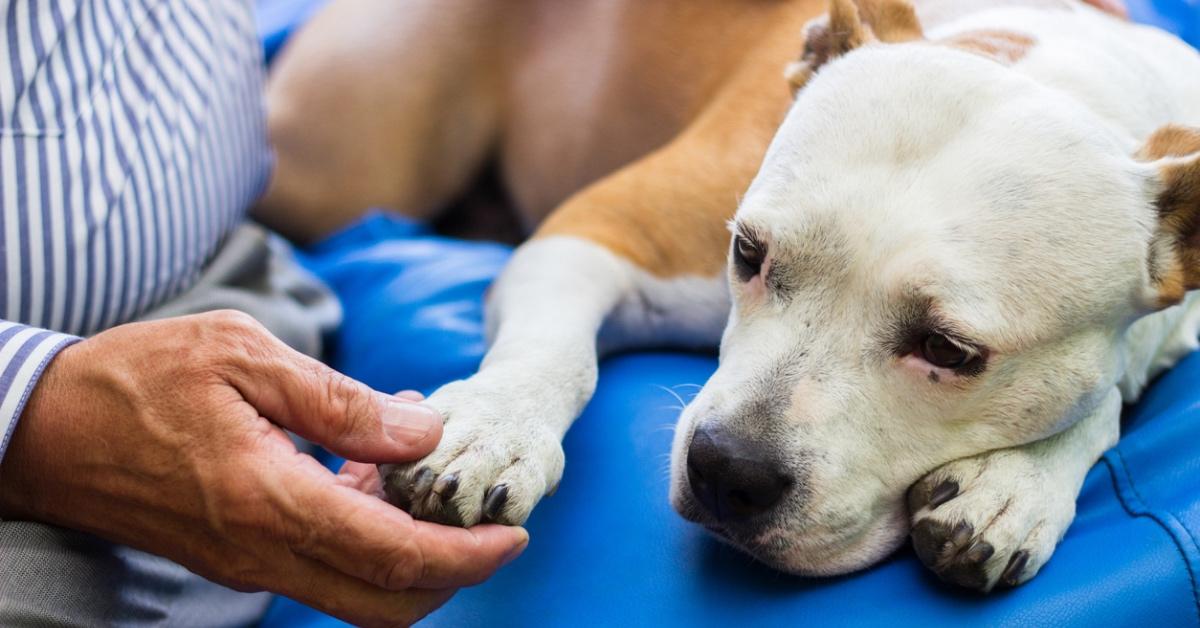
[412,467,436,501]
[912,518,993,590]
[964,541,994,565]
[1001,550,1030,587]
[433,472,459,499]
[483,484,509,521]
[928,480,959,510]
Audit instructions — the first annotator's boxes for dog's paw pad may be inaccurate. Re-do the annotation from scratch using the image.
[908,453,1075,591]
[911,519,994,590]
[380,381,565,527]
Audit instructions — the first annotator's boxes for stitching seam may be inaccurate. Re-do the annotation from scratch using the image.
[1103,450,1200,625]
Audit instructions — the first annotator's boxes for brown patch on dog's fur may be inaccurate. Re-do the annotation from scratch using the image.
[1138,125,1200,307]
[1138,125,1200,161]
[943,29,1036,64]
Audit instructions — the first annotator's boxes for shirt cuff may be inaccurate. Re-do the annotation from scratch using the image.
[0,322,81,467]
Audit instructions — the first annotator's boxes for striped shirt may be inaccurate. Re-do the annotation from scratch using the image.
[0,0,270,462]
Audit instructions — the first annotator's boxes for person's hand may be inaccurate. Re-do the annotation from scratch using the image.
[0,311,527,627]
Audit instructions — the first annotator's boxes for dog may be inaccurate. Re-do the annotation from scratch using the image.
[260,0,1200,591]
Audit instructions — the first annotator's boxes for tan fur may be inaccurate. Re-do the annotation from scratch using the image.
[1138,125,1200,161]
[261,0,822,248]
[538,19,806,277]
[1138,125,1200,307]
[942,29,1036,63]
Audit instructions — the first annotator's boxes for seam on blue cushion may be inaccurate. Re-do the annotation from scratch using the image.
[1103,449,1200,625]
[1113,448,1200,563]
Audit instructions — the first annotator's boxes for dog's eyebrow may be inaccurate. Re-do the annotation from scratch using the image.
[886,290,986,355]
[728,220,766,246]
[885,293,935,351]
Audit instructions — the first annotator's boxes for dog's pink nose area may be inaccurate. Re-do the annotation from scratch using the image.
[686,423,792,522]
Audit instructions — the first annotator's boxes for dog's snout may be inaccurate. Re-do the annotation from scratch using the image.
[686,423,792,522]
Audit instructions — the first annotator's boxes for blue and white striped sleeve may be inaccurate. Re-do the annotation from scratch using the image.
[0,322,80,465]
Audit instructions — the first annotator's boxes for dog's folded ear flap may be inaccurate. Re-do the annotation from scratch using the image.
[855,0,925,43]
[785,0,924,95]
[1138,125,1200,308]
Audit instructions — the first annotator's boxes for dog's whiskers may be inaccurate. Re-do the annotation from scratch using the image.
[654,384,691,411]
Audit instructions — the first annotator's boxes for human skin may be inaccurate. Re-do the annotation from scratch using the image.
[0,310,528,628]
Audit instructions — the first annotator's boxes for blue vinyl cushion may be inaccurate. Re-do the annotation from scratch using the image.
[255,1,1200,624]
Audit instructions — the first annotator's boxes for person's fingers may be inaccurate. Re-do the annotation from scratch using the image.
[404,519,530,586]
[274,458,529,591]
[265,548,456,628]
[337,460,385,497]
[224,328,443,462]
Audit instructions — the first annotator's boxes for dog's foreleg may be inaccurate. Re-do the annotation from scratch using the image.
[380,51,791,526]
[381,235,727,526]
[906,388,1122,591]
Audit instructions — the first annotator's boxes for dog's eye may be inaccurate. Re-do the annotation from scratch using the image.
[920,333,975,370]
[732,235,765,280]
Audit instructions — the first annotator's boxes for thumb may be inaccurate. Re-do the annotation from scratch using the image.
[228,341,444,462]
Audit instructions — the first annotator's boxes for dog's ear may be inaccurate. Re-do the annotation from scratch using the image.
[855,0,925,43]
[785,0,924,95]
[1137,125,1200,308]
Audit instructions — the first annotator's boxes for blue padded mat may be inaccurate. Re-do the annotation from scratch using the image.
[256,0,327,63]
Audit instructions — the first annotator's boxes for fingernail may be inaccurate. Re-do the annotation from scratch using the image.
[394,390,426,402]
[502,530,529,566]
[382,398,442,445]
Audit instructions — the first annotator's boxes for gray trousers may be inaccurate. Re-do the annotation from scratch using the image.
[0,225,342,627]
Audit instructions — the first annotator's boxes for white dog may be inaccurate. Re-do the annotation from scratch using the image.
[381,0,1200,591]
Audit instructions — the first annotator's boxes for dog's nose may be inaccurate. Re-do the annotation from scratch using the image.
[686,423,791,522]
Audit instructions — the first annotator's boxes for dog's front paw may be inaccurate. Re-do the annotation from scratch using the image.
[906,450,1077,591]
[380,379,565,527]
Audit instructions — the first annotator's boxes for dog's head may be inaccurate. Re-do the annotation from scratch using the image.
[670,0,1200,575]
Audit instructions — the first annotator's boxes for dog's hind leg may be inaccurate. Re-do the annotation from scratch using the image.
[380,51,798,526]
[906,388,1122,591]
[256,0,505,243]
